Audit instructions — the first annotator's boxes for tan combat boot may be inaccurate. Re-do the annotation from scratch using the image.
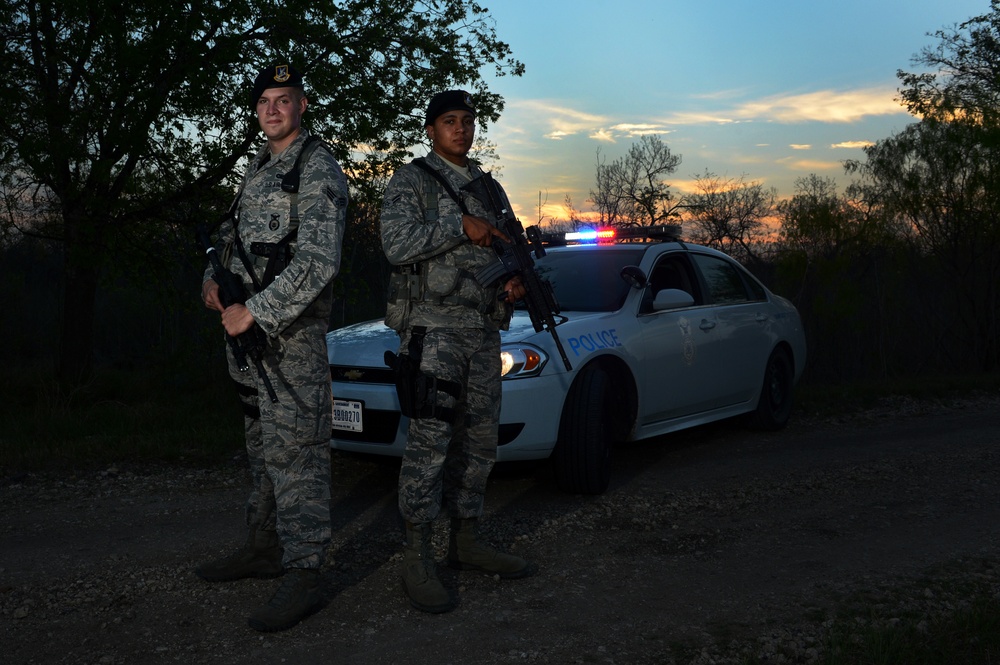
[401,521,455,613]
[195,527,284,582]
[447,517,535,579]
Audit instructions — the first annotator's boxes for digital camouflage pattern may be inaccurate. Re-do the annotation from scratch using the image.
[208,129,348,569]
[396,327,502,522]
[380,151,509,523]
[380,151,510,331]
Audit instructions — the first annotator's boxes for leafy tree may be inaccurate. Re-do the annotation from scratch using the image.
[897,0,1000,127]
[684,170,775,267]
[0,0,523,383]
[588,135,681,227]
[840,3,1000,371]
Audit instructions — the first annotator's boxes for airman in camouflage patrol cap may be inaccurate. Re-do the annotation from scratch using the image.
[380,89,536,614]
[196,62,348,632]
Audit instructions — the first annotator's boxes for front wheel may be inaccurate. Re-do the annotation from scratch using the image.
[746,347,794,431]
[552,366,613,495]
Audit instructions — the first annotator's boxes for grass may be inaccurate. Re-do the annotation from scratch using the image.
[0,360,245,473]
[736,559,1000,664]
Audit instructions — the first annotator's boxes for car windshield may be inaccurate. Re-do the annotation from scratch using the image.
[526,247,647,312]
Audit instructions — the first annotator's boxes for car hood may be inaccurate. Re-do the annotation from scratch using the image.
[326,311,606,368]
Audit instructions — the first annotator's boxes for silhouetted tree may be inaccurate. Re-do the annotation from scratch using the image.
[685,170,776,267]
[0,0,523,384]
[588,136,681,227]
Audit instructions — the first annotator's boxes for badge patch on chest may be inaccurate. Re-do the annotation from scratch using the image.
[269,214,280,231]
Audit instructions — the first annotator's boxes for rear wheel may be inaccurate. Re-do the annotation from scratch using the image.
[552,366,613,495]
[747,347,794,431]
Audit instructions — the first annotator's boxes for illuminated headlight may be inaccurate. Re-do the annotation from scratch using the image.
[500,345,547,378]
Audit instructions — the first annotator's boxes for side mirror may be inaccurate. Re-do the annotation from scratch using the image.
[620,265,647,289]
[653,288,695,311]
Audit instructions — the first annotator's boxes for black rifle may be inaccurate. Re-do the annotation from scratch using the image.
[461,173,572,371]
[196,224,279,403]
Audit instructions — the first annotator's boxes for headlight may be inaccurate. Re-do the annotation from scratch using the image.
[500,345,547,379]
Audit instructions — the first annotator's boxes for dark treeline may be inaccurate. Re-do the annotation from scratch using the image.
[1,193,992,389]
[3,1,1000,392]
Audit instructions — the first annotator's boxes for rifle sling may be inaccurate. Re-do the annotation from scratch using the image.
[412,158,470,215]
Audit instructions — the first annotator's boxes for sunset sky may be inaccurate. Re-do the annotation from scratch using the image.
[474,0,989,224]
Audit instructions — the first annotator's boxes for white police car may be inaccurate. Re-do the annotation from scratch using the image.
[326,225,807,495]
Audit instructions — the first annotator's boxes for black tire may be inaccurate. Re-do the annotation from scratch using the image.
[552,366,612,495]
[747,347,794,431]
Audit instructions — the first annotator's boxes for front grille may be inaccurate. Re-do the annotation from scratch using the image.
[330,364,395,384]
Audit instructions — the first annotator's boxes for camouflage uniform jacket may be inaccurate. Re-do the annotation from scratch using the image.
[206,129,349,338]
[380,150,509,331]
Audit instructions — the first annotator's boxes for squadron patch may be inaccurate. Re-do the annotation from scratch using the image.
[273,65,290,83]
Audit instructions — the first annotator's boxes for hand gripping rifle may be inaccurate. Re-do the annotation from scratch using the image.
[461,173,572,371]
[196,224,279,403]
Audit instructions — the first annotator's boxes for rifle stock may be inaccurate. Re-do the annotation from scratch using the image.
[461,174,573,371]
[196,224,279,403]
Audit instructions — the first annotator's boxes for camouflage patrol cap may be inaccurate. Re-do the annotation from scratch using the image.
[250,63,305,107]
[424,90,476,126]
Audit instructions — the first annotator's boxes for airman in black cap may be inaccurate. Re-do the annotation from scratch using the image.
[379,91,534,614]
[196,63,348,633]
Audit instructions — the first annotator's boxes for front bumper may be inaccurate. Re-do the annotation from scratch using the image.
[329,369,569,462]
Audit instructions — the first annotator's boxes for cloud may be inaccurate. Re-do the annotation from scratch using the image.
[506,99,609,140]
[734,87,905,123]
[588,129,617,142]
[610,123,670,136]
[789,144,812,150]
[787,158,844,171]
[831,140,875,149]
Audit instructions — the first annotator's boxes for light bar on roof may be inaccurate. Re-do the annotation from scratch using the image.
[538,224,682,245]
[564,228,617,242]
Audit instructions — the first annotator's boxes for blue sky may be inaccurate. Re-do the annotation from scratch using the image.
[477,0,989,224]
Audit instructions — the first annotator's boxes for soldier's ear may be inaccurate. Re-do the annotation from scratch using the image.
[425,126,434,142]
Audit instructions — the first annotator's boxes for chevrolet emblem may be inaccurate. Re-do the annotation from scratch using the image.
[343,369,365,381]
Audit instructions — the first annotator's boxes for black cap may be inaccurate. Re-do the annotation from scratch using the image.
[424,90,476,126]
[250,63,305,107]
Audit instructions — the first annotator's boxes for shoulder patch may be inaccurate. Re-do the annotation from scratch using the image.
[324,186,347,207]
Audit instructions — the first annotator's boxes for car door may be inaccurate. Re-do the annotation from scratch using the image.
[634,251,721,423]
[688,251,774,407]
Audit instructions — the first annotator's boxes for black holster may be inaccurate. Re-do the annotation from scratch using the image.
[384,327,462,423]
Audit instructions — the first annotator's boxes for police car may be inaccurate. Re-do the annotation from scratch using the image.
[326,225,807,495]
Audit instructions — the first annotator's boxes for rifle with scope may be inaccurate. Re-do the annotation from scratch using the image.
[196,224,279,403]
[461,173,572,371]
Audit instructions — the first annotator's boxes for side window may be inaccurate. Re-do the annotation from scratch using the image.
[641,254,699,312]
[690,254,750,305]
[740,266,768,301]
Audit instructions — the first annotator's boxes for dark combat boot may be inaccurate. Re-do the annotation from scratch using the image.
[447,517,535,579]
[195,527,284,583]
[401,521,455,613]
[247,568,323,632]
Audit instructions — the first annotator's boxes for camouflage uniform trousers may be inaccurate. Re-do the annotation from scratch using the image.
[397,327,502,524]
[228,319,332,569]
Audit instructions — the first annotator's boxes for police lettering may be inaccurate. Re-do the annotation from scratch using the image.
[567,329,622,356]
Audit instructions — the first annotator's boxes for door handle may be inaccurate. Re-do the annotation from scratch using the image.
[699,319,717,331]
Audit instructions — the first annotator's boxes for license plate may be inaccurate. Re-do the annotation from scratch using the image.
[332,399,363,432]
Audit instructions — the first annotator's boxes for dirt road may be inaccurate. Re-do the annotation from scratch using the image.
[3,394,999,664]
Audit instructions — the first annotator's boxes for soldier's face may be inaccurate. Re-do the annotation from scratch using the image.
[427,110,475,165]
[256,88,307,152]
